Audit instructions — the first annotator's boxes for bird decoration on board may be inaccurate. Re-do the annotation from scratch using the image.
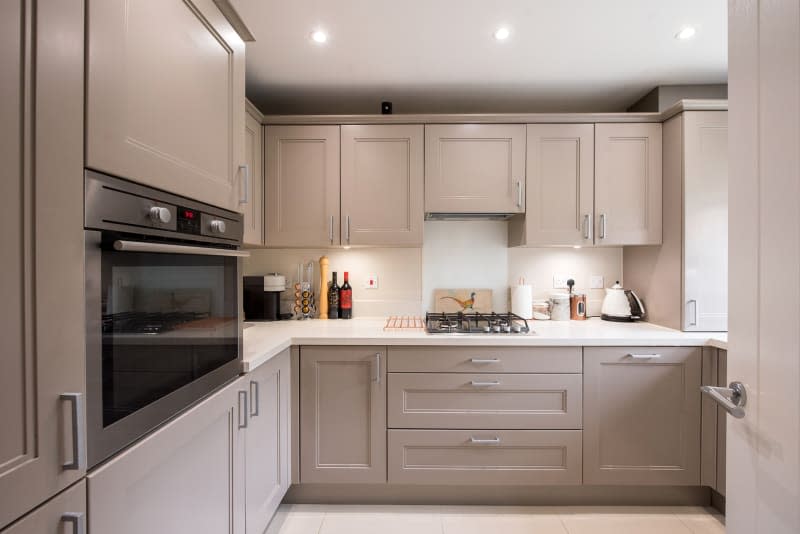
[438,292,477,311]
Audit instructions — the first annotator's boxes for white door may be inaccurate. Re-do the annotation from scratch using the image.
[727,2,800,533]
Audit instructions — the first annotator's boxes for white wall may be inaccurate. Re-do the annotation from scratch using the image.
[245,221,623,317]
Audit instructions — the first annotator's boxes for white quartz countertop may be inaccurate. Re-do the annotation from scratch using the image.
[242,317,728,372]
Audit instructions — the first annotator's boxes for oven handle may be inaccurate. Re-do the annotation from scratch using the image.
[113,240,250,257]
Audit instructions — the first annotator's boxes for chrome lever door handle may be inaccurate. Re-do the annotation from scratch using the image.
[701,382,747,419]
[60,393,86,471]
[61,513,86,534]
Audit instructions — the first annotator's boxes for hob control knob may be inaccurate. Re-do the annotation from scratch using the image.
[149,206,172,224]
[210,219,227,234]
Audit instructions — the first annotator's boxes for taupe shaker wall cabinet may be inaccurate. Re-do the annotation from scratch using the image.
[594,123,663,246]
[88,379,245,534]
[340,125,424,246]
[0,0,86,528]
[0,481,85,534]
[86,0,246,212]
[624,111,728,331]
[265,126,341,247]
[425,124,526,214]
[243,102,265,245]
[583,347,702,486]
[300,347,387,484]
[243,350,291,534]
[509,124,595,246]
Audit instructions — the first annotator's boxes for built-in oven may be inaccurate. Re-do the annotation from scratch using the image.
[84,170,248,467]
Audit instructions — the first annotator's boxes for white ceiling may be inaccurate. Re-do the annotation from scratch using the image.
[235,0,727,115]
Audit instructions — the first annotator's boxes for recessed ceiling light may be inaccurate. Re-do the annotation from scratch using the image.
[310,30,328,44]
[493,27,511,41]
[675,26,696,40]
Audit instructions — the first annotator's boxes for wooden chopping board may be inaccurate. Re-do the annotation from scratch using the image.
[433,289,493,313]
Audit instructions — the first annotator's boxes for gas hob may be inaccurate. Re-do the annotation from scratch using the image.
[425,312,532,335]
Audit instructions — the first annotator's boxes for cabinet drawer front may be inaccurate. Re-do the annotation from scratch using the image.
[388,430,582,485]
[387,346,581,373]
[388,373,582,429]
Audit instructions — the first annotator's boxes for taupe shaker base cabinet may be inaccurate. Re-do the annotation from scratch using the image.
[582,347,702,486]
[0,481,86,534]
[86,0,247,212]
[0,0,86,528]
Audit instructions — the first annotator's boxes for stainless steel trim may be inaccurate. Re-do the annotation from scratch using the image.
[701,382,747,419]
[238,390,249,429]
[249,380,259,417]
[599,213,607,239]
[329,215,335,244]
[516,180,523,208]
[627,353,662,359]
[61,513,86,534]
[470,358,500,364]
[688,299,698,326]
[470,380,501,386]
[583,214,590,239]
[113,240,250,257]
[60,393,86,471]
[469,436,501,444]
[345,215,351,244]
[373,353,381,383]
[239,164,249,204]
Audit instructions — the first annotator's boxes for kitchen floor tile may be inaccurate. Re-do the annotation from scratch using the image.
[266,504,326,534]
[318,505,443,534]
[441,508,567,534]
[560,511,693,534]
[675,507,726,534]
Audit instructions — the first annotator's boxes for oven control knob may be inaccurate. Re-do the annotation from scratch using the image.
[149,206,172,224]
[210,219,227,234]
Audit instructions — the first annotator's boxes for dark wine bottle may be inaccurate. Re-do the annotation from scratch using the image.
[328,272,340,319]
[339,271,353,319]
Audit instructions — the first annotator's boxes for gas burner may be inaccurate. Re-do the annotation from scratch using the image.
[425,312,531,335]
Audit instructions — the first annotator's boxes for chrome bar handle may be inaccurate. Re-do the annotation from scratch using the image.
[469,436,501,444]
[516,180,523,208]
[60,393,86,471]
[373,353,381,383]
[61,513,86,534]
[627,353,662,360]
[701,382,747,419]
[470,358,500,364]
[239,164,250,204]
[249,380,259,417]
[238,390,248,429]
[583,214,590,239]
[599,213,607,239]
[329,215,335,244]
[345,215,351,244]
[687,299,699,326]
[470,380,501,386]
[114,240,250,257]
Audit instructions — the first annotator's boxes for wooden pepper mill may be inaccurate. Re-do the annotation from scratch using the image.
[319,256,329,319]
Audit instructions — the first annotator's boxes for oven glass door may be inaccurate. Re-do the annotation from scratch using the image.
[86,231,241,466]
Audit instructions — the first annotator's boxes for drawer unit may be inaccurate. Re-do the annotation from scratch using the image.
[388,429,582,485]
[387,346,582,373]
[388,373,582,429]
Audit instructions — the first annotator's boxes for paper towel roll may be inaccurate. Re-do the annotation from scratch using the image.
[511,285,533,319]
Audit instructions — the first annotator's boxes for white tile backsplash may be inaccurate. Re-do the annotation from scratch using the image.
[245,221,623,318]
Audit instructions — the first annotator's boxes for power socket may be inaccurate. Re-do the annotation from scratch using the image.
[553,274,573,289]
[590,275,605,289]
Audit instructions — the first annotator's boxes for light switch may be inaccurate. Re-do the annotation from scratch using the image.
[364,274,379,289]
[590,275,605,289]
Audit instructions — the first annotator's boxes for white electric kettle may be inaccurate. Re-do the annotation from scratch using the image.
[601,281,646,322]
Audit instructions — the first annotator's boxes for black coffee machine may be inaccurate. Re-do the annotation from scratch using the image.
[243,274,287,321]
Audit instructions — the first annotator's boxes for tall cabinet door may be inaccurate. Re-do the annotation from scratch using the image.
[88,380,244,534]
[341,125,424,246]
[265,126,341,247]
[0,0,86,528]
[243,108,264,245]
[583,347,702,485]
[515,124,595,246]
[86,0,246,211]
[300,346,387,484]
[595,123,662,246]
[0,481,86,534]
[683,112,728,331]
[244,350,290,534]
[425,124,526,214]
